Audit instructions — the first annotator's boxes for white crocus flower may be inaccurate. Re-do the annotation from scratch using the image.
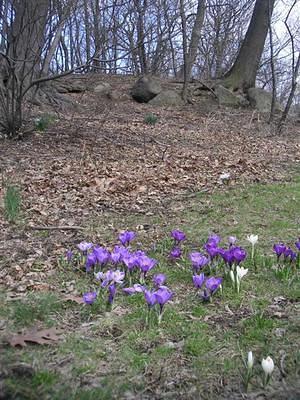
[247,234,258,261]
[236,266,248,293]
[261,356,274,376]
[247,234,258,246]
[247,351,254,370]
[236,266,248,280]
[261,356,274,386]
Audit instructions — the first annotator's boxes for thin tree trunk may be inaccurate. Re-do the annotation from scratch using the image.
[181,0,206,101]
[180,0,188,100]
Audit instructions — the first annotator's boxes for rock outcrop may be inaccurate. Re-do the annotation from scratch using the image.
[247,87,282,113]
[131,76,162,103]
[149,89,184,106]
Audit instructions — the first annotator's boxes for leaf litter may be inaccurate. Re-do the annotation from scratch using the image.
[0,76,299,294]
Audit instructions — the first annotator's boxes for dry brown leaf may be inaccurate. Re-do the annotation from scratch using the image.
[9,327,62,347]
[63,295,84,304]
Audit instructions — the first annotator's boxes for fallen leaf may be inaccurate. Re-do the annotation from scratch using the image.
[63,295,84,304]
[8,327,62,347]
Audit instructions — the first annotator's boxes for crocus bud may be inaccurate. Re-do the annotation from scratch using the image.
[247,351,254,370]
[261,356,274,375]
[229,270,235,284]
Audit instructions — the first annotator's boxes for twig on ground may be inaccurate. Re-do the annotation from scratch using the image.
[28,225,83,231]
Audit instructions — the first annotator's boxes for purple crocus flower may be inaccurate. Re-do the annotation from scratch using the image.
[134,250,147,257]
[284,247,297,262]
[153,274,167,287]
[207,234,221,246]
[119,231,136,246]
[123,254,138,272]
[95,270,125,287]
[108,284,116,304]
[171,230,186,243]
[138,256,157,276]
[83,291,97,305]
[193,273,205,289]
[220,249,235,267]
[77,242,93,253]
[111,246,128,264]
[295,239,300,251]
[93,246,111,266]
[169,247,182,260]
[273,243,287,258]
[144,290,157,308]
[86,253,97,272]
[123,284,145,295]
[232,247,247,265]
[204,243,220,259]
[205,276,223,294]
[189,252,209,271]
[66,250,73,263]
[154,287,173,313]
[228,236,237,246]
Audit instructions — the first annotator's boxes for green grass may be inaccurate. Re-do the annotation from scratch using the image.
[181,177,300,250]
[4,184,21,222]
[1,175,300,399]
[143,113,158,125]
[4,292,63,328]
[34,113,56,132]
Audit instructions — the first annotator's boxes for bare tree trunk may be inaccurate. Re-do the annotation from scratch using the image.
[134,0,148,74]
[181,0,206,101]
[268,0,276,123]
[277,0,300,131]
[223,0,275,91]
[180,0,188,100]
[83,0,91,66]
[278,53,300,129]
[0,0,49,135]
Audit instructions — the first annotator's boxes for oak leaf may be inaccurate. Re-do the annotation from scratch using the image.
[9,327,62,347]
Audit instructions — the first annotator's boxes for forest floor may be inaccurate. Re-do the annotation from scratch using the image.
[0,75,299,399]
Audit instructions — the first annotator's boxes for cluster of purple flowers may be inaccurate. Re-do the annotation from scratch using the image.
[169,230,186,261]
[193,273,223,301]
[189,234,247,271]
[74,232,158,281]
[123,273,173,323]
[83,269,125,307]
[68,229,299,318]
[273,239,300,262]
[189,234,248,301]
[71,231,158,307]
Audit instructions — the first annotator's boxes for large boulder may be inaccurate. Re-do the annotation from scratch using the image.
[93,82,112,96]
[55,79,87,93]
[214,85,248,107]
[131,76,162,103]
[247,87,282,113]
[148,89,184,106]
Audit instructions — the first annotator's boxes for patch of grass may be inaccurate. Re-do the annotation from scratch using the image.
[4,184,21,222]
[121,344,150,372]
[144,113,158,125]
[4,370,59,400]
[9,293,63,328]
[34,113,55,132]
[181,176,300,250]
[72,387,114,400]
